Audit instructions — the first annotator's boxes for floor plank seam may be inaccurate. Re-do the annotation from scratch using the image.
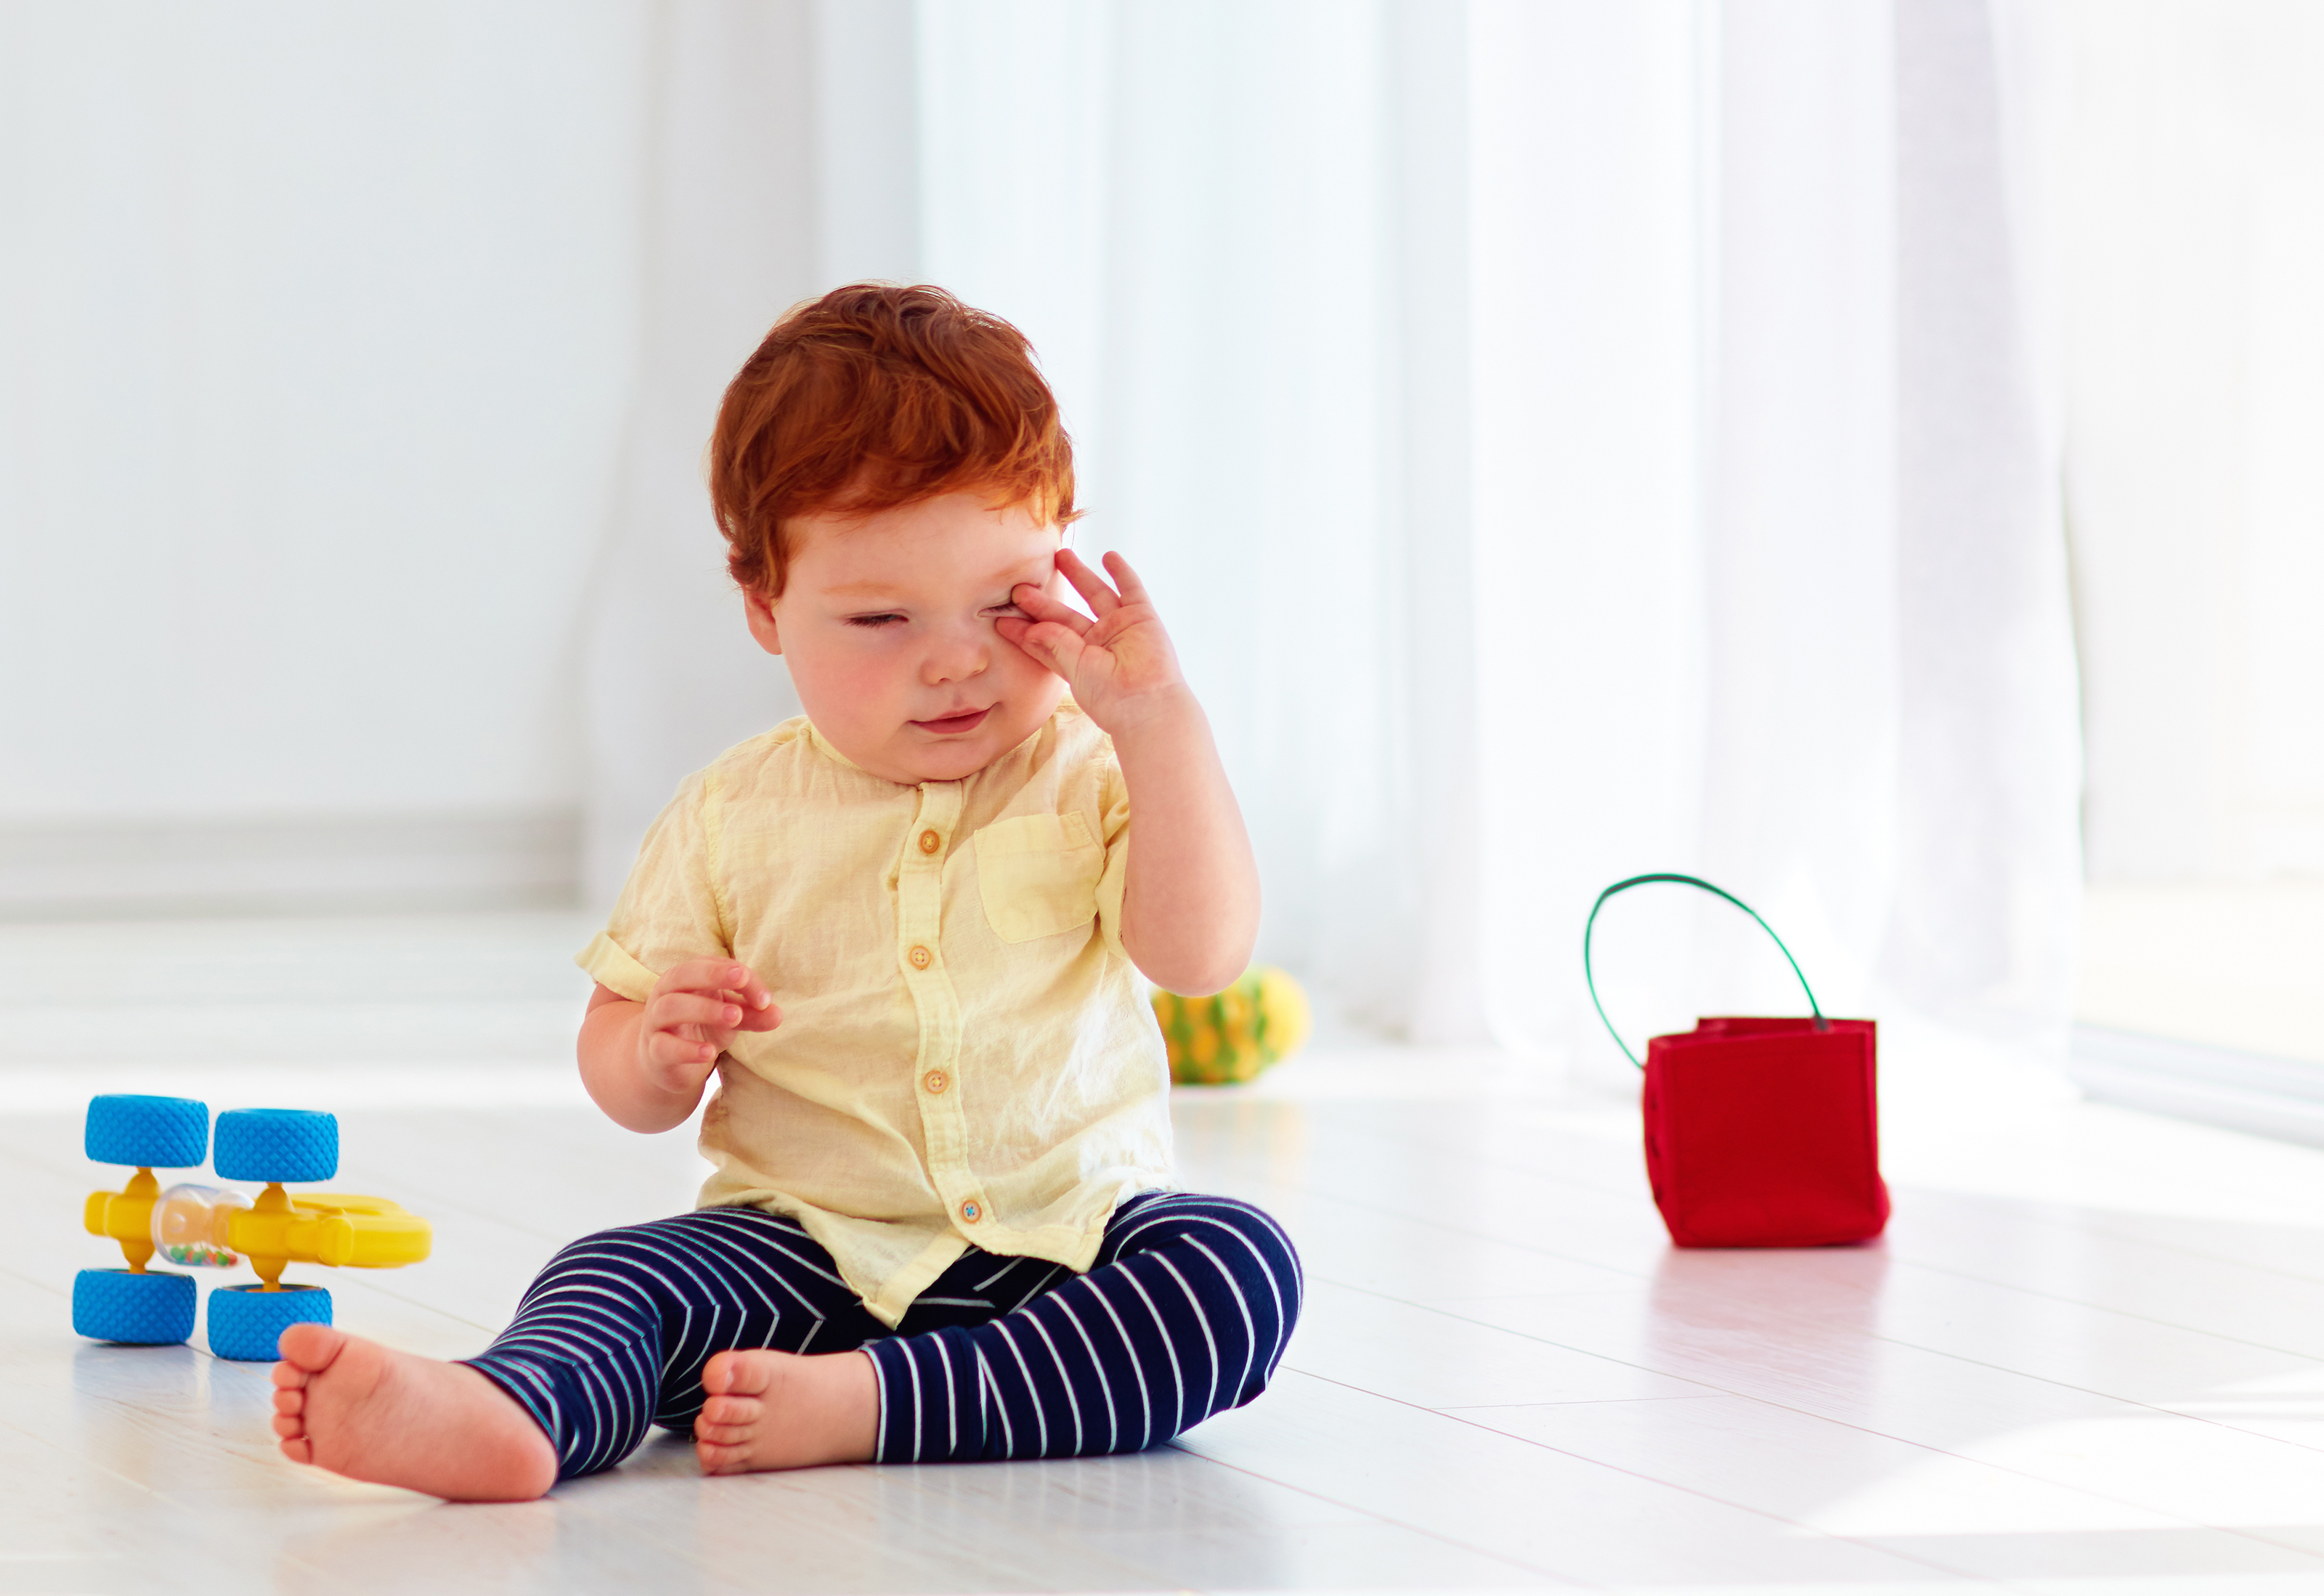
[1166,1441,1593,1589]
[1279,1369,1976,1582]
[1303,1275,2324,1542]
[1322,1256,2324,1462]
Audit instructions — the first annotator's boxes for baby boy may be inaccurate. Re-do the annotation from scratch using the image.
[264,284,1302,1500]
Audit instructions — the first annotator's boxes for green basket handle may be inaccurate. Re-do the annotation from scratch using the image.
[1582,873,1826,1069]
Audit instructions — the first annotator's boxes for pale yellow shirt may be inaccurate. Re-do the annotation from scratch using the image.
[576,701,1174,1327]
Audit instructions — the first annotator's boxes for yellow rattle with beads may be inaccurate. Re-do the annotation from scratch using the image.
[77,1096,430,1361]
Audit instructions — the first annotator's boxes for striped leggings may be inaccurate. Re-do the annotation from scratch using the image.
[460,1192,1301,1479]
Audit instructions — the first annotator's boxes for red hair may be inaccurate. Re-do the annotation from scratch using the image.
[710,282,1079,598]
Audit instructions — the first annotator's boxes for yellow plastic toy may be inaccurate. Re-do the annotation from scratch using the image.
[76,1096,430,1361]
[1153,966,1313,1086]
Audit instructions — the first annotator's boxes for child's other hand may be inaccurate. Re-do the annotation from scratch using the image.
[638,959,779,1092]
[996,550,1191,735]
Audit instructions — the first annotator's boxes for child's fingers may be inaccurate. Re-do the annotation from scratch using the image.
[1002,618,1086,679]
[1100,551,1155,609]
[732,1002,782,1033]
[651,992,743,1035]
[646,1027,720,1070]
[1009,582,1092,635]
[993,614,1044,657]
[656,958,775,1011]
[655,956,736,993]
[1053,548,1122,618]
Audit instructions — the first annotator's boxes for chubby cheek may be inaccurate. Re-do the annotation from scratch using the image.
[784,639,914,738]
[994,645,1070,726]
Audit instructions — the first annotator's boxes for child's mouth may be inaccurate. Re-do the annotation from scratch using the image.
[912,707,991,736]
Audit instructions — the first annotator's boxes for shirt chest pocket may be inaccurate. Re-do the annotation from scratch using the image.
[972,812,1104,942]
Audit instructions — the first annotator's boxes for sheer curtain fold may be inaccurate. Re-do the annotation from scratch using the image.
[587,0,2082,1067]
[1885,0,2082,1041]
[583,0,917,905]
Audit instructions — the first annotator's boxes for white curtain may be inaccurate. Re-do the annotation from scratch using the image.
[582,0,927,904]
[581,1,813,908]
[589,0,2083,1074]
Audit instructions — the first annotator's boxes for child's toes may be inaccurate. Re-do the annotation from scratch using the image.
[280,1433,314,1465]
[694,1411,752,1444]
[273,1387,304,1417]
[695,1438,749,1475]
[697,1393,759,1427]
[702,1348,778,1398]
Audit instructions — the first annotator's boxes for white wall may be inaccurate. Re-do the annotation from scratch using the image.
[2059,0,2324,884]
[2055,0,2324,1075]
[0,3,649,825]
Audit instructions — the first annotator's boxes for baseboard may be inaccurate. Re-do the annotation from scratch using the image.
[0,809,580,920]
[2070,1023,2324,1150]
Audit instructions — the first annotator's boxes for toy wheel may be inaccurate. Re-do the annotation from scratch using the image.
[73,1269,197,1345]
[214,1108,338,1184]
[84,1095,208,1170]
[206,1283,331,1362]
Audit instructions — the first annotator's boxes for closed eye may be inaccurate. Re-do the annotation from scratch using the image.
[980,603,1029,621]
[844,613,906,628]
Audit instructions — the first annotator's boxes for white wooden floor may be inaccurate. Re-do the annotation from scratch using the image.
[12,914,2324,1595]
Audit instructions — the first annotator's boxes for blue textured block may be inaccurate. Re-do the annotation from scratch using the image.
[84,1095,208,1170]
[207,1283,331,1361]
[73,1269,197,1345]
[214,1108,338,1184]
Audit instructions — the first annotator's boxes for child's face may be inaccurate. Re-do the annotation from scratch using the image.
[745,494,1070,786]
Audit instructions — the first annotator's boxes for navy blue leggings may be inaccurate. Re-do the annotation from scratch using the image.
[461,1192,1302,1479]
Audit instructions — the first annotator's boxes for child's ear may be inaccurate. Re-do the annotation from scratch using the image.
[742,587,784,656]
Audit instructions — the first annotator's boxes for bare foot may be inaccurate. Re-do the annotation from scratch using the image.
[693,1348,879,1474]
[270,1322,559,1502]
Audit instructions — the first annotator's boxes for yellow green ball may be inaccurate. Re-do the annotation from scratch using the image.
[1151,967,1312,1086]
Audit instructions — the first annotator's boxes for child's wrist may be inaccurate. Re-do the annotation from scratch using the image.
[1100,683,1204,741]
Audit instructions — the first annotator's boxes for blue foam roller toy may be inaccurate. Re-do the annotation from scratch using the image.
[207,1282,332,1361]
[84,1095,208,1170]
[73,1269,198,1345]
[214,1108,338,1184]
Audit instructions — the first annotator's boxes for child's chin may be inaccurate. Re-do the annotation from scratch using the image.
[887,730,1000,781]
[910,741,999,778]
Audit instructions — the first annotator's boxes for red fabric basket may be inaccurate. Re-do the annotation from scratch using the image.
[1585,876,1890,1248]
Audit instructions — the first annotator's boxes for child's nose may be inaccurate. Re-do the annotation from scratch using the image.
[922,626,988,686]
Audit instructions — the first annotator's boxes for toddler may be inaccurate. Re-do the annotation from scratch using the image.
[266,284,1301,1500]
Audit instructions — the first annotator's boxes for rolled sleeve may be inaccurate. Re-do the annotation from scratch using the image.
[575,931,662,1002]
[573,771,731,993]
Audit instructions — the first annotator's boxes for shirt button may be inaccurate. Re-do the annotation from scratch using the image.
[924,1070,948,1094]
[908,945,933,970]
[918,828,941,855]
[959,1198,983,1224]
